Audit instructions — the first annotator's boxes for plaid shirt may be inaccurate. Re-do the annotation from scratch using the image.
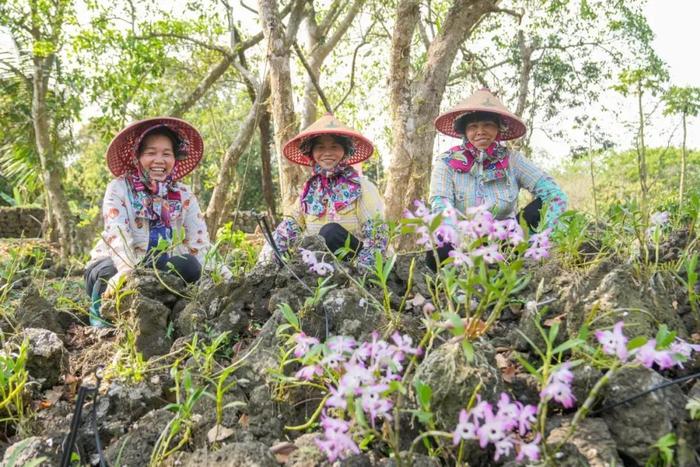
[429,144,550,219]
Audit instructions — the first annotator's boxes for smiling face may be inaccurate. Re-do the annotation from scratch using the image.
[465,120,500,150]
[311,134,346,170]
[138,133,176,181]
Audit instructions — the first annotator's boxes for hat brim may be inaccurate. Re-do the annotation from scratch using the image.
[435,109,527,140]
[283,129,375,166]
[106,117,204,180]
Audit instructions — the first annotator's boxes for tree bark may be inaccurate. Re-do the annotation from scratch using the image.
[259,104,277,218]
[29,1,73,259]
[679,112,687,210]
[300,0,365,128]
[636,83,648,210]
[257,0,308,214]
[514,29,533,118]
[204,89,264,235]
[383,0,498,221]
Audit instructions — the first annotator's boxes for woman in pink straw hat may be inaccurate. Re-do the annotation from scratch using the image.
[85,117,221,327]
[428,88,567,270]
[259,114,387,269]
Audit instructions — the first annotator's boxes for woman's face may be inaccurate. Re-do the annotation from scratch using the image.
[138,134,175,182]
[465,120,499,150]
[311,134,346,170]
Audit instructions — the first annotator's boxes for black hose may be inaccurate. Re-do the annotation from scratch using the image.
[591,369,700,415]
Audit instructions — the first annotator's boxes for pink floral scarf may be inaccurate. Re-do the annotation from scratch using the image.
[300,164,362,218]
[447,141,509,176]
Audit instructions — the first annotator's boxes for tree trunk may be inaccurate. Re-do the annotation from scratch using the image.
[301,10,322,128]
[259,105,277,218]
[32,54,72,258]
[679,112,687,210]
[383,0,498,221]
[258,0,308,214]
[514,30,533,118]
[588,130,598,220]
[204,92,263,235]
[636,83,648,210]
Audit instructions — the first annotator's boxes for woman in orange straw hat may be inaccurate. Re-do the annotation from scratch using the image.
[259,114,387,269]
[428,88,567,269]
[85,117,224,327]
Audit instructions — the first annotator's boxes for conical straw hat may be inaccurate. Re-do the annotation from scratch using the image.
[283,113,375,166]
[106,117,204,180]
[434,88,527,140]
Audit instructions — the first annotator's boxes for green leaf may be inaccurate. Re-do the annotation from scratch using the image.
[444,312,464,336]
[279,303,299,329]
[414,379,432,409]
[354,397,368,429]
[552,338,585,356]
[655,325,676,349]
[513,353,540,380]
[461,340,475,363]
[627,335,648,351]
[547,322,560,344]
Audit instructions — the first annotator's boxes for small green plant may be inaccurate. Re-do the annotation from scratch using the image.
[150,365,206,465]
[645,433,676,467]
[0,338,30,436]
[185,332,230,378]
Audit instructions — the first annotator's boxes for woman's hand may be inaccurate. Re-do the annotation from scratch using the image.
[103,269,131,299]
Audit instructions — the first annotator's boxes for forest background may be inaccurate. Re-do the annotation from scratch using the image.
[0,0,698,259]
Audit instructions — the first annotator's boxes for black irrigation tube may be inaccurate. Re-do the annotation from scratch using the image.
[591,369,700,416]
[254,213,331,338]
[61,366,106,467]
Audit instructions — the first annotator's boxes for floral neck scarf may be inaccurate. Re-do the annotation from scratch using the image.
[300,163,362,218]
[126,163,183,230]
[447,141,509,174]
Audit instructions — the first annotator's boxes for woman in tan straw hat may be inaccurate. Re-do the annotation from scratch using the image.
[428,88,567,270]
[85,117,224,327]
[259,113,387,269]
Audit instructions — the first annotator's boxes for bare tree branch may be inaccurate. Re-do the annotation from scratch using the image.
[315,0,365,61]
[317,0,343,36]
[334,21,374,111]
[292,41,331,113]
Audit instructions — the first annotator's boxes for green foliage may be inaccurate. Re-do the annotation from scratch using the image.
[645,433,676,467]
[663,86,700,118]
[0,339,30,435]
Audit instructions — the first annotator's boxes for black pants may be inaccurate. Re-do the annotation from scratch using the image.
[319,223,361,258]
[425,198,543,272]
[84,253,202,300]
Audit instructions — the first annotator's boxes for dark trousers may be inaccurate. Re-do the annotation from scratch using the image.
[319,223,361,258]
[84,253,202,300]
[425,198,543,272]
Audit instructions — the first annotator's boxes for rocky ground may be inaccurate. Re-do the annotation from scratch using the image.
[1,235,699,466]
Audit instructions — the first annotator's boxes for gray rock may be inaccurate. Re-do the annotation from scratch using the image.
[19,328,67,389]
[564,265,687,340]
[286,433,326,467]
[176,441,277,467]
[175,280,251,338]
[105,294,171,358]
[1,433,64,467]
[125,269,185,309]
[413,340,503,431]
[104,376,166,422]
[15,284,75,336]
[105,408,174,466]
[546,417,623,466]
[570,364,603,405]
[315,287,384,340]
[602,366,690,465]
[378,452,440,466]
